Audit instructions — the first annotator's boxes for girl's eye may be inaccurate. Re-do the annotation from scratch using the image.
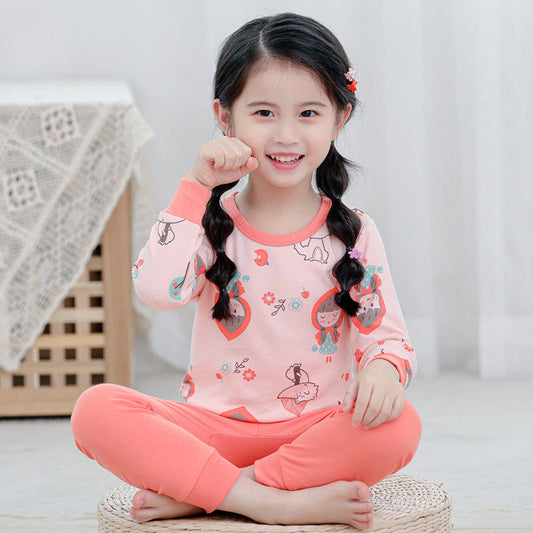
[300,110,317,118]
[257,110,274,117]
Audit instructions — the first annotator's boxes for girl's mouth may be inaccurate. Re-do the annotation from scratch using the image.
[267,154,304,169]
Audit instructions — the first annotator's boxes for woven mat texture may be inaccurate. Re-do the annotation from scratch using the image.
[97,474,452,532]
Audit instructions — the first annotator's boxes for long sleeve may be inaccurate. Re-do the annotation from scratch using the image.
[132,179,214,311]
[349,213,417,388]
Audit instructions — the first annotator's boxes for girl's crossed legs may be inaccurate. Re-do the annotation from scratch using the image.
[71,384,421,529]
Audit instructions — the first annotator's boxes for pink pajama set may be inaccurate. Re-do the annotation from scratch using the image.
[71,179,422,513]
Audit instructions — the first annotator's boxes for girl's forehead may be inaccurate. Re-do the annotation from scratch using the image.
[239,60,331,105]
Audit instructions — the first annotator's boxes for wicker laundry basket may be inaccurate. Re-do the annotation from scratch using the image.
[97,474,452,532]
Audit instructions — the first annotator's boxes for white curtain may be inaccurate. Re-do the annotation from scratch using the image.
[139,0,532,378]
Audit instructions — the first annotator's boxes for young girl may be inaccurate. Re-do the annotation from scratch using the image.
[72,13,421,530]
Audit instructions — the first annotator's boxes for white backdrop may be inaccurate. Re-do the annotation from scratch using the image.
[2,0,531,378]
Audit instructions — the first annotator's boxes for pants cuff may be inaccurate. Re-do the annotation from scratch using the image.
[184,451,242,513]
[253,453,289,490]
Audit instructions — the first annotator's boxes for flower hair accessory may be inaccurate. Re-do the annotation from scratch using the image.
[347,247,362,260]
[345,68,358,93]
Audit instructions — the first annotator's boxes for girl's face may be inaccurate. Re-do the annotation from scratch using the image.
[215,60,351,193]
[318,308,341,328]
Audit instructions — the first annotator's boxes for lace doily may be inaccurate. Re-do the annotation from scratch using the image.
[0,81,154,372]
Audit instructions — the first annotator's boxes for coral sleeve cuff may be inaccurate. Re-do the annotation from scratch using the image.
[371,354,408,387]
[165,179,212,226]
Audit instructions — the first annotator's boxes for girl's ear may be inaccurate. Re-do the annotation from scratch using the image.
[332,103,353,141]
[213,99,232,135]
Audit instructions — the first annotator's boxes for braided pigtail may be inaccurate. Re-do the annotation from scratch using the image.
[316,143,364,316]
[202,181,239,320]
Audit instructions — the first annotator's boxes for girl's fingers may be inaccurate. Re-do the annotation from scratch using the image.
[219,137,253,169]
[230,137,253,158]
[364,394,393,429]
[246,156,259,171]
[227,163,256,182]
[390,394,405,421]
[191,137,256,188]
[199,144,224,168]
[361,390,385,428]
[351,382,373,427]
[342,380,358,413]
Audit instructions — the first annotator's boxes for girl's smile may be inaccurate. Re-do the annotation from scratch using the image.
[267,152,304,170]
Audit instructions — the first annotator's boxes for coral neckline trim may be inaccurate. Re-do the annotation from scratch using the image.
[223,192,331,246]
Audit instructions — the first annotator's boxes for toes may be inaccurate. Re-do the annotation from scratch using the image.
[352,481,370,500]
[351,500,373,514]
[130,506,158,523]
[352,511,373,530]
[131,490,146,509]
[136,489,173,508]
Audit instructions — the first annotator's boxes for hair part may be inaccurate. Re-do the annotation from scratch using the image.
[204,12,364,320]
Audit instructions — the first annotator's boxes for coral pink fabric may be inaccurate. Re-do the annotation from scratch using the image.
[71,383,421,512]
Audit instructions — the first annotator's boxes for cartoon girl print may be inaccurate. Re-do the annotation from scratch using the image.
[215,279,251,341]
[194,254,206,277]
[169,262,191,301]
[278,364,319,417]
[179,365,195,400]
[352,274,386,334]
[191,253,206,292]
[311,289,344,362]
[157,218,185,246]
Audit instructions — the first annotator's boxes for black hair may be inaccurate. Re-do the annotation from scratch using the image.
[203,12,364,320]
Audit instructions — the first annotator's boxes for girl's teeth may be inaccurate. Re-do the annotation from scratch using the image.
[269,155,301,162]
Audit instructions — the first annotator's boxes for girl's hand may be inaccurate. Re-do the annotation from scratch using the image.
[342,359,405,429]
[185,137,259,190]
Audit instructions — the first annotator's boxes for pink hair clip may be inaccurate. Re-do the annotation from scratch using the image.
[345,68,358,93]
[347,247,362,260]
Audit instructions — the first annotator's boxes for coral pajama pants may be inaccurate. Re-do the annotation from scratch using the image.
[71,383,421,513]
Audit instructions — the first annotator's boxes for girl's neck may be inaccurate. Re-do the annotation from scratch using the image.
[235,178,322,235]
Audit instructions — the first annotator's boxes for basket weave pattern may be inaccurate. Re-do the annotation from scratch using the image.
[97,474,452,532]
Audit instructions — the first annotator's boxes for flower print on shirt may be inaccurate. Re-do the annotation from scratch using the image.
[242,368,256,381]
[278,364,319,417]
[312,289,344,362]
[262,291,275,305]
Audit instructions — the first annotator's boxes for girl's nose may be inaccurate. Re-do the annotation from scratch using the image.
[273,119,299,145]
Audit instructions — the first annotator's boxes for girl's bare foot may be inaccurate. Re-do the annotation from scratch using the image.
[130,468,374,529]
[130,491,203,522]
[129,466,256,523]
[284,480,374,530]
[220,475,374,530]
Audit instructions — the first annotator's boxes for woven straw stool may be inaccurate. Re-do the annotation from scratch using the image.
[97,474,452,532]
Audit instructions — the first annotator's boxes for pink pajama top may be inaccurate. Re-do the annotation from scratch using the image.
[133,179,417,423]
